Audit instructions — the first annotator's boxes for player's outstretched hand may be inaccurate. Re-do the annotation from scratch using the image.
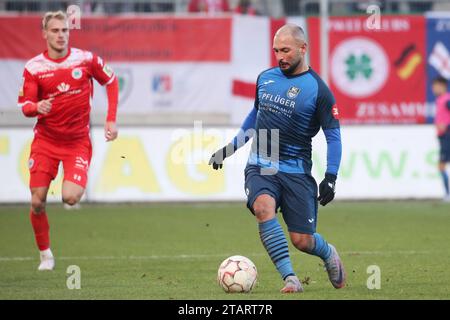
[318,173,337,206]
[208,143,236,170]
[105,121,118,142]
[37,97,54,115]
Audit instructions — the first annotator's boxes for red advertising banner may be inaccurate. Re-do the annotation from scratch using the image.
[0,16,231,62]
[308,16,426,124]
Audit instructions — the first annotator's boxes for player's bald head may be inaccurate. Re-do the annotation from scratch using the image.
[273,24,308,76]
[274,24,306,45]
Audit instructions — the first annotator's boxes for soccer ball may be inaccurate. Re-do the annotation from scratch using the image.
[217,255,257,293]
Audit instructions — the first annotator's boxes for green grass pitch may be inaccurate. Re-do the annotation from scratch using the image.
[0,201,449,300]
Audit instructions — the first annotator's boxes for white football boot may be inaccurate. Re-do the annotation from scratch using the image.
[280,275,304,293]
[38,248,55,271]
[324,244,346,289]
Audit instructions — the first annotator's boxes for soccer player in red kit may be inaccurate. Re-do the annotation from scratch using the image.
[18,11,119,270]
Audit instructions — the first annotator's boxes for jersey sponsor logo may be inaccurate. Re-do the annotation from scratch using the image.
[262,80,275,85]
[332,104,339,119]
[308,218,314,223]
[260,93,296,109]
[38,73,55,79]
[57,82,71,92]
[287,86,300,99]
[97,56,104,66]
[245,188,250,196]
[103,64,113,78]
[72,68,83,80]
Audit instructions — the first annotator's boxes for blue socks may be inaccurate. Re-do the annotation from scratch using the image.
[310,233,332,261]
[440,170,449,195]
[259,218,295,280]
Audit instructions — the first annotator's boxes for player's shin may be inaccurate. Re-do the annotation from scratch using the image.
[259,218,295,279]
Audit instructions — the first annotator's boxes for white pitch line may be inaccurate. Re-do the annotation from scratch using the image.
[0,250,433,262]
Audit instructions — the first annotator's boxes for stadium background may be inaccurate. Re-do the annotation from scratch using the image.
[1,0,450,301]
[1,0,450,203]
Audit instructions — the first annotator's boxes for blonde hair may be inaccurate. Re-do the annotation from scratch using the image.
[42,11,67,30]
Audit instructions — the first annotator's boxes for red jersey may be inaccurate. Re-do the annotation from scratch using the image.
[18,47,115,141]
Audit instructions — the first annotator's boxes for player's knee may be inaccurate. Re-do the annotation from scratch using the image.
[253,201,275,221]
[31,197,46,213]
[292,237,314,253]
[62,194,80,206]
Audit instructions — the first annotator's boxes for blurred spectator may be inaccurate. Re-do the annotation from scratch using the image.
[234,0,258,15]
[188,0,230,14]
[282,0,302,15]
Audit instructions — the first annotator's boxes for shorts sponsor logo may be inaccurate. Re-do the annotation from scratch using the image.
[245,188,250,196]
[75,156,89,171]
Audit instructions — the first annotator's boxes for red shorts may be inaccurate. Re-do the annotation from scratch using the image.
[28,135,92,189]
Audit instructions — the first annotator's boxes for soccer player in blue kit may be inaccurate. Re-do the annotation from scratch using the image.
[209,24,345,293]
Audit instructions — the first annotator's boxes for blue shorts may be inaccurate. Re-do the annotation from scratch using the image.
[439,131,450,163]
[244,164,318,234]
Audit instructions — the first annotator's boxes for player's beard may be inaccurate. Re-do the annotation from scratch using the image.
[279,57,302,76]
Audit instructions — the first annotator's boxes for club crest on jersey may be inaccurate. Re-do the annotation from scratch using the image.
[287,86,300,99]
[72,68,82,80]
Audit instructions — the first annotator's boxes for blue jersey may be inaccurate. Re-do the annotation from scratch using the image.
[232,67,342,175]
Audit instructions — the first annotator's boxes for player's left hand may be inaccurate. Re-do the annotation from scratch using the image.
[105,121,118,142]
[318,173,336,206]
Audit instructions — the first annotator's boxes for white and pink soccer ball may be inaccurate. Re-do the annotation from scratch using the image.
[217,255,257,293]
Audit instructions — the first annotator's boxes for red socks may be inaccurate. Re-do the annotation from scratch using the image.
[30,210,50,251]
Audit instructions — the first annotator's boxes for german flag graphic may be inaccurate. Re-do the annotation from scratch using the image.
[394,44,422,80]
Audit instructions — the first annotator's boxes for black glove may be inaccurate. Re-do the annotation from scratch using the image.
[209,143,236,170]
[318,173,336,206]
